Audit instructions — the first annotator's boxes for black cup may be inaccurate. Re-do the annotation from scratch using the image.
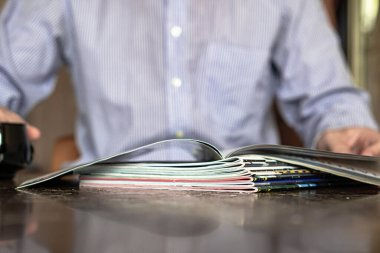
[0,123,33,177]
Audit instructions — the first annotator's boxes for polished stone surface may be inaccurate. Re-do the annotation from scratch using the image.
[1,171,380,253]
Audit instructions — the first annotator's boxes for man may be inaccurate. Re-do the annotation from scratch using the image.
[0,0,379,164]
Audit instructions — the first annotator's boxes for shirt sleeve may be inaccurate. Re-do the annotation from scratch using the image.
[272,0,378,148]
[0,0,65,116]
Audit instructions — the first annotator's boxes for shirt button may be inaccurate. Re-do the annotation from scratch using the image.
[176,130,184,138]
[170,26,182,38]
[171,77,182,88]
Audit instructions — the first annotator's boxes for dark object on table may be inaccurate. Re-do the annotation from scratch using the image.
[0,123,33,178]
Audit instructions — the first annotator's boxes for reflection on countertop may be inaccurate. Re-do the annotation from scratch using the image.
[1,175,380,253]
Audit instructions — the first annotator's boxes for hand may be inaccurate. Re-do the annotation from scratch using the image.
[316,127,380,156]
[0,107,41,140]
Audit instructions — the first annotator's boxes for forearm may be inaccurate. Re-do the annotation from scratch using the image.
[273,0,378,147]
[0,0,65,115]
[303,88,378,148]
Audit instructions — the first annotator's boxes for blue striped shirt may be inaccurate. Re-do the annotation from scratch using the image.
[0,0,378,163]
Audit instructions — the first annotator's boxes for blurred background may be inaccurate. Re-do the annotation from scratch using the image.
[0,0,380,170]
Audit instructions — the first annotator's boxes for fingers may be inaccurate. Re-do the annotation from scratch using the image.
[325,143,355,154]
[0,107,41,141]
[26,124,41,141]
[0,107,24,123]
[317,127,380,156]
[360,141,380,156]
[348,128,380,155]
[316,129,354,153]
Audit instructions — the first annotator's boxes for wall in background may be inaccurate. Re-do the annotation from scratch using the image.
[27,68,76,170]
[348,0,380,123]
[364,14,380,123]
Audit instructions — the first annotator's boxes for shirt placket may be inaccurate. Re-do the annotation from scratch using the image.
[165,0,190,139]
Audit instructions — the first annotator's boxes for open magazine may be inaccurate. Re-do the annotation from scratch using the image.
[16,139,380,192]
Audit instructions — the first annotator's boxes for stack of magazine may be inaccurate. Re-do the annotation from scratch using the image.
[17,139,380,192]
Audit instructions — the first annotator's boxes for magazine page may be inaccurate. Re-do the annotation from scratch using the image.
[229,145,380,186]
[258,154,380,186]
[79,156,255,192]
[16,139,224,189]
